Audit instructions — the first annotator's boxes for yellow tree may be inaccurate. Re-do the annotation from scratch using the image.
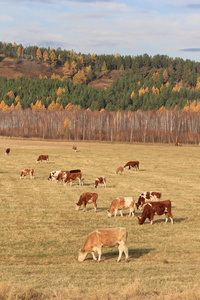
[101,61,108,75]
[43,50,49,65]
[36,48,42,62]
[71,60,77,76]
[15,101,22,110]
[50,51,57,67]
[73,70,86,84]
[91,53,97,65]
[17,47,22,59]
[63,61,73,78]
[163,69,169,83]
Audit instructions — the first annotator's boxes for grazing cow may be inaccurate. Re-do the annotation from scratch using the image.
[138,200,173,225]
[48,170,61,181]
[57,169,81,182]
[36,155,49,163]
[124,161,139,170]
[175,141,182,146]
[56,171,69,182]
[73,146,77,152]
[20,168,34,179]
[136,191,162,210]
[107,197,135,217]
[94,177,106,188]
[76,192,98,212]
[78,227,128,262]
[65,171,83,186]
[115,166,124,175]
[5,148,10,155]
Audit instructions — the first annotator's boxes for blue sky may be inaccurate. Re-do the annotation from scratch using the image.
[1,0,200,61]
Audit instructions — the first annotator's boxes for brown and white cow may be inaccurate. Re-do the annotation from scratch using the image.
[94,177,106,188]
[73,146,77,152]
[115,166,124,175]
[124,161,139,170]
[48,170,61,181]
[76,192,98,212]
[138,200,173,225]
[36,155,49,163]
[5,148,10,155]
[56,171,69,182]
[136,191,162,210]
[78,227,128,262]
[107,197,135,217]
[20,168,34,179]
[65,171,83,186]
[175,141,182,146]
[57,169,81,183]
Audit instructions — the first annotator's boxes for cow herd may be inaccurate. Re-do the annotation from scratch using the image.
[9,146,174,263]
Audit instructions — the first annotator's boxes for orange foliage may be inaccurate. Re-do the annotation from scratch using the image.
[31,100,46,111]
[130,91,135,99]
[152,86,160,95]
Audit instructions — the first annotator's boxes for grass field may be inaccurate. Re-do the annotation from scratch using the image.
[0,137,200,299]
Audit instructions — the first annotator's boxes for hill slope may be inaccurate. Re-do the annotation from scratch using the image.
[0,55,122,89]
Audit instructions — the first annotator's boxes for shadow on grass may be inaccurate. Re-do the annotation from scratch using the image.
[138,217,186,225]
[91,248,154,262]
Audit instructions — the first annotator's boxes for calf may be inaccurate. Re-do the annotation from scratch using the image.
[138,200,173,225]
[73,146,77,152]
[65,171,83,186]
[115,166,124,175]
[175,141,182,146]
[5,148,10,155]
[94,177,106,188]
[36,155,49,163]
[20,168,34,179]
[124,161,139,170]
[107,197,135,217]
[78,227,128,262]
[136,191,162,210]
[76,192,98,212]
[48,170,61,181]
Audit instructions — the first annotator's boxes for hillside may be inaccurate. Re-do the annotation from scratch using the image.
[0,55,122,89]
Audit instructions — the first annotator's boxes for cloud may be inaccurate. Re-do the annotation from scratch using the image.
[180,48,200,52]
[185,4,200,9]
[0,14,14,22]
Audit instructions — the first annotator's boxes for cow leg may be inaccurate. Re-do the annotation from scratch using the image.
[129,207,134,217]
[170,217,174,224]
[117,242,126,262]
[114,209,118,217]
[97,248,102,262]
[83,203,86,211]
[91,251,97,261]
[70,181,73,186]
[120,210,123,217]
[124,245,129,261]
[93,203,97,213]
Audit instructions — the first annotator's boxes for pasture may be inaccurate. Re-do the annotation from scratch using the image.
[0,137,200,299]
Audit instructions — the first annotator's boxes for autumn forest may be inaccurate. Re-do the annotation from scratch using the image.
[0,41,200,144]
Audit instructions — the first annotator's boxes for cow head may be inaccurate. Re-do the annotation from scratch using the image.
[138,216,145,225]
[107,210,112,217]
[76,204,80,211]
[78,249,88,262]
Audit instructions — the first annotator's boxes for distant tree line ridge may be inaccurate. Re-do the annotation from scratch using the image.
[0,109,199,144]
[1,41,200,111]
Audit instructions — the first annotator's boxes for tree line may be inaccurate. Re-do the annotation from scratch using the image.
[0,109,199,144]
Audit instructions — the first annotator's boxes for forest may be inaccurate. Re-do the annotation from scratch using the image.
[0,42,200,144]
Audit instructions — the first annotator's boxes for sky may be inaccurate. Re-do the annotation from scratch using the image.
[1,0,200,62]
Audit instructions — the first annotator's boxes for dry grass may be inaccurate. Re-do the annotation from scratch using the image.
[0,137,200,299]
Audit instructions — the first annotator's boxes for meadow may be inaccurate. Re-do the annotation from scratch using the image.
[0,137,200,299]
